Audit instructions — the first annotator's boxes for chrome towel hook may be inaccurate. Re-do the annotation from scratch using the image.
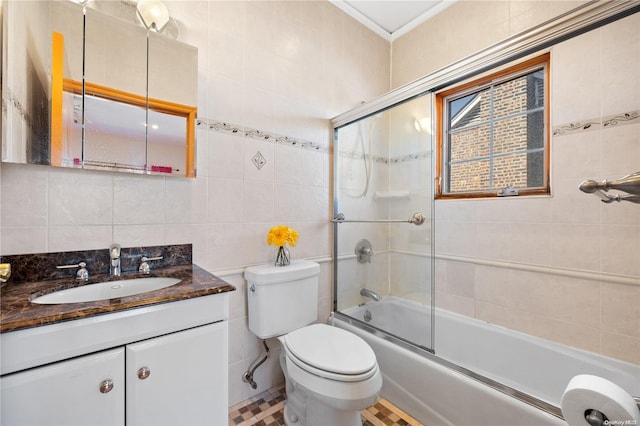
[579,171,640,204]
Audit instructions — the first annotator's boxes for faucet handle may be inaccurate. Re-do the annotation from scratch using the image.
[0,263,11,283]
[57,261,89,281]
[355,239,374,264]
[110,244,121,259]
[139,256,163,274]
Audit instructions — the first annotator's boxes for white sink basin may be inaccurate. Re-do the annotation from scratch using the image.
[31,277,181,304]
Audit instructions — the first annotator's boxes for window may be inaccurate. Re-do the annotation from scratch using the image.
[436,54,550,198]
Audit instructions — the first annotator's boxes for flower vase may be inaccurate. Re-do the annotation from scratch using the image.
[275,245,290,266]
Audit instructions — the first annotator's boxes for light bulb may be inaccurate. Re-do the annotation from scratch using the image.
[137,0,170,32]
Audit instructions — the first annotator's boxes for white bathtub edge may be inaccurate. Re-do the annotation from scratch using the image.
[333,314,567,426]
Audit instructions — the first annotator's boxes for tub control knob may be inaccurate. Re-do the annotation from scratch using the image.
[137,367,151,380]
[355,239,374,264]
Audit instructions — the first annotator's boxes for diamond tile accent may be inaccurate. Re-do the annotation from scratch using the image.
[252,151,266,170]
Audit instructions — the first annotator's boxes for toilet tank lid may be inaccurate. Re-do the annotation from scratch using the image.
[244,260,320,285]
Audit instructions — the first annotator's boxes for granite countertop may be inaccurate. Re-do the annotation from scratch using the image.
[0,264,235,334]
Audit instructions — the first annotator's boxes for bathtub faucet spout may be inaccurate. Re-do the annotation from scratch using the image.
[360,288,381,302]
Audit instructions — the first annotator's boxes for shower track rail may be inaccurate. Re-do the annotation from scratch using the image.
[331,212,425,225]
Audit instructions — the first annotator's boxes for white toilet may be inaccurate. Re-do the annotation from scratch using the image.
[244,260,382,426]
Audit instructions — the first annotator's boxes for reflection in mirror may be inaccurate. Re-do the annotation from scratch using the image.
[2,0,198,178]
[2,1,83,165]
[147,31,198,177]
[83,95,148,172]
[82,7,148,172]
[147,110,190,175]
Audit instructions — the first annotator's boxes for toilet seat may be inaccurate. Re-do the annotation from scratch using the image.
[280,324,378,382]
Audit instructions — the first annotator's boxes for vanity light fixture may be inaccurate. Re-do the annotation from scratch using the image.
[136,0,170,32]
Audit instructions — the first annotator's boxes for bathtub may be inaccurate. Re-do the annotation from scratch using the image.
[332,296,640,426]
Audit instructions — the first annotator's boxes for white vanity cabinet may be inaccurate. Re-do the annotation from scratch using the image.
[1,294,230,426]
[126,321,228,426]
[1,348,126,426]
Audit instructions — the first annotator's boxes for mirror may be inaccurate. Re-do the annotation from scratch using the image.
[2,1,198,177]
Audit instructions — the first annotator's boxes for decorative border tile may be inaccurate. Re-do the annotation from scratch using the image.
[339,150,431,165]
[197,118,329,153]
[553,109,639,136]
[197,117,431,165]
[603,110,639,128]
[552,119,600,136]
[2,88,35,134]
[388,151,432,164]
[338,150,389,164]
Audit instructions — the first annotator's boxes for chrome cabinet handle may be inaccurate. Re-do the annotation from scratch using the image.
[137,367,151,380]
[99,379,114,394]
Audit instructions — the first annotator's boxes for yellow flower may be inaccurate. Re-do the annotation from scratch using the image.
[267,225,299,247]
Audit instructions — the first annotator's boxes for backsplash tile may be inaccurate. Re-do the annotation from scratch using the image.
[1,244,192,284]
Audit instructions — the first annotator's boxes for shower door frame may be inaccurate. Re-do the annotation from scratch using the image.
[331,93,437,353]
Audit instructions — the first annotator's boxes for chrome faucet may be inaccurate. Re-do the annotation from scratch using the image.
[56,261,89,281]
[110,244,121,276]
[360,288,381,302]
[139,256,163,274]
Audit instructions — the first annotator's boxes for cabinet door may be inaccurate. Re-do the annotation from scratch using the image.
[1,348,125,426]
[126,321,228,426]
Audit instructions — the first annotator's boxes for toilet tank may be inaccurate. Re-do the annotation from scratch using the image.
[244,260,320,339]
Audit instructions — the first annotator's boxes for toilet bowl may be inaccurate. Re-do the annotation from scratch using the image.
[279,324,382,426]
[244,260,382,426]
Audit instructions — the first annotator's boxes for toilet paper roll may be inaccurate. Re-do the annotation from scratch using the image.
[561,374,640,426]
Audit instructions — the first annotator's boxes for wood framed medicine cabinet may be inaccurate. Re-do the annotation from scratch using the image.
[2,1,198,178]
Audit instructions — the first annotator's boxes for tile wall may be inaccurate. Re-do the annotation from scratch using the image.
[392,5,640,364]
[0,0,390,406]
[391,1,589,90]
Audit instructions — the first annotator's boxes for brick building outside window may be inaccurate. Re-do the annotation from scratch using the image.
[436,54,550,198]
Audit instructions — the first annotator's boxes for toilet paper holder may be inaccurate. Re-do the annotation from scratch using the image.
[584,397,640,426]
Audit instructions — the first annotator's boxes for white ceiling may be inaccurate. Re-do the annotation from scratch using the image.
[333,0,451,40]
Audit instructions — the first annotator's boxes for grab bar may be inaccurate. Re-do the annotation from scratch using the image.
[331,212,425,225]
[579,171,640,204]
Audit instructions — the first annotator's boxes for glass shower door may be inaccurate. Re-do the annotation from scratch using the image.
[333,93,435,352]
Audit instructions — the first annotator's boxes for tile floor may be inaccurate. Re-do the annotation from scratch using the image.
[228,385,424,426]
